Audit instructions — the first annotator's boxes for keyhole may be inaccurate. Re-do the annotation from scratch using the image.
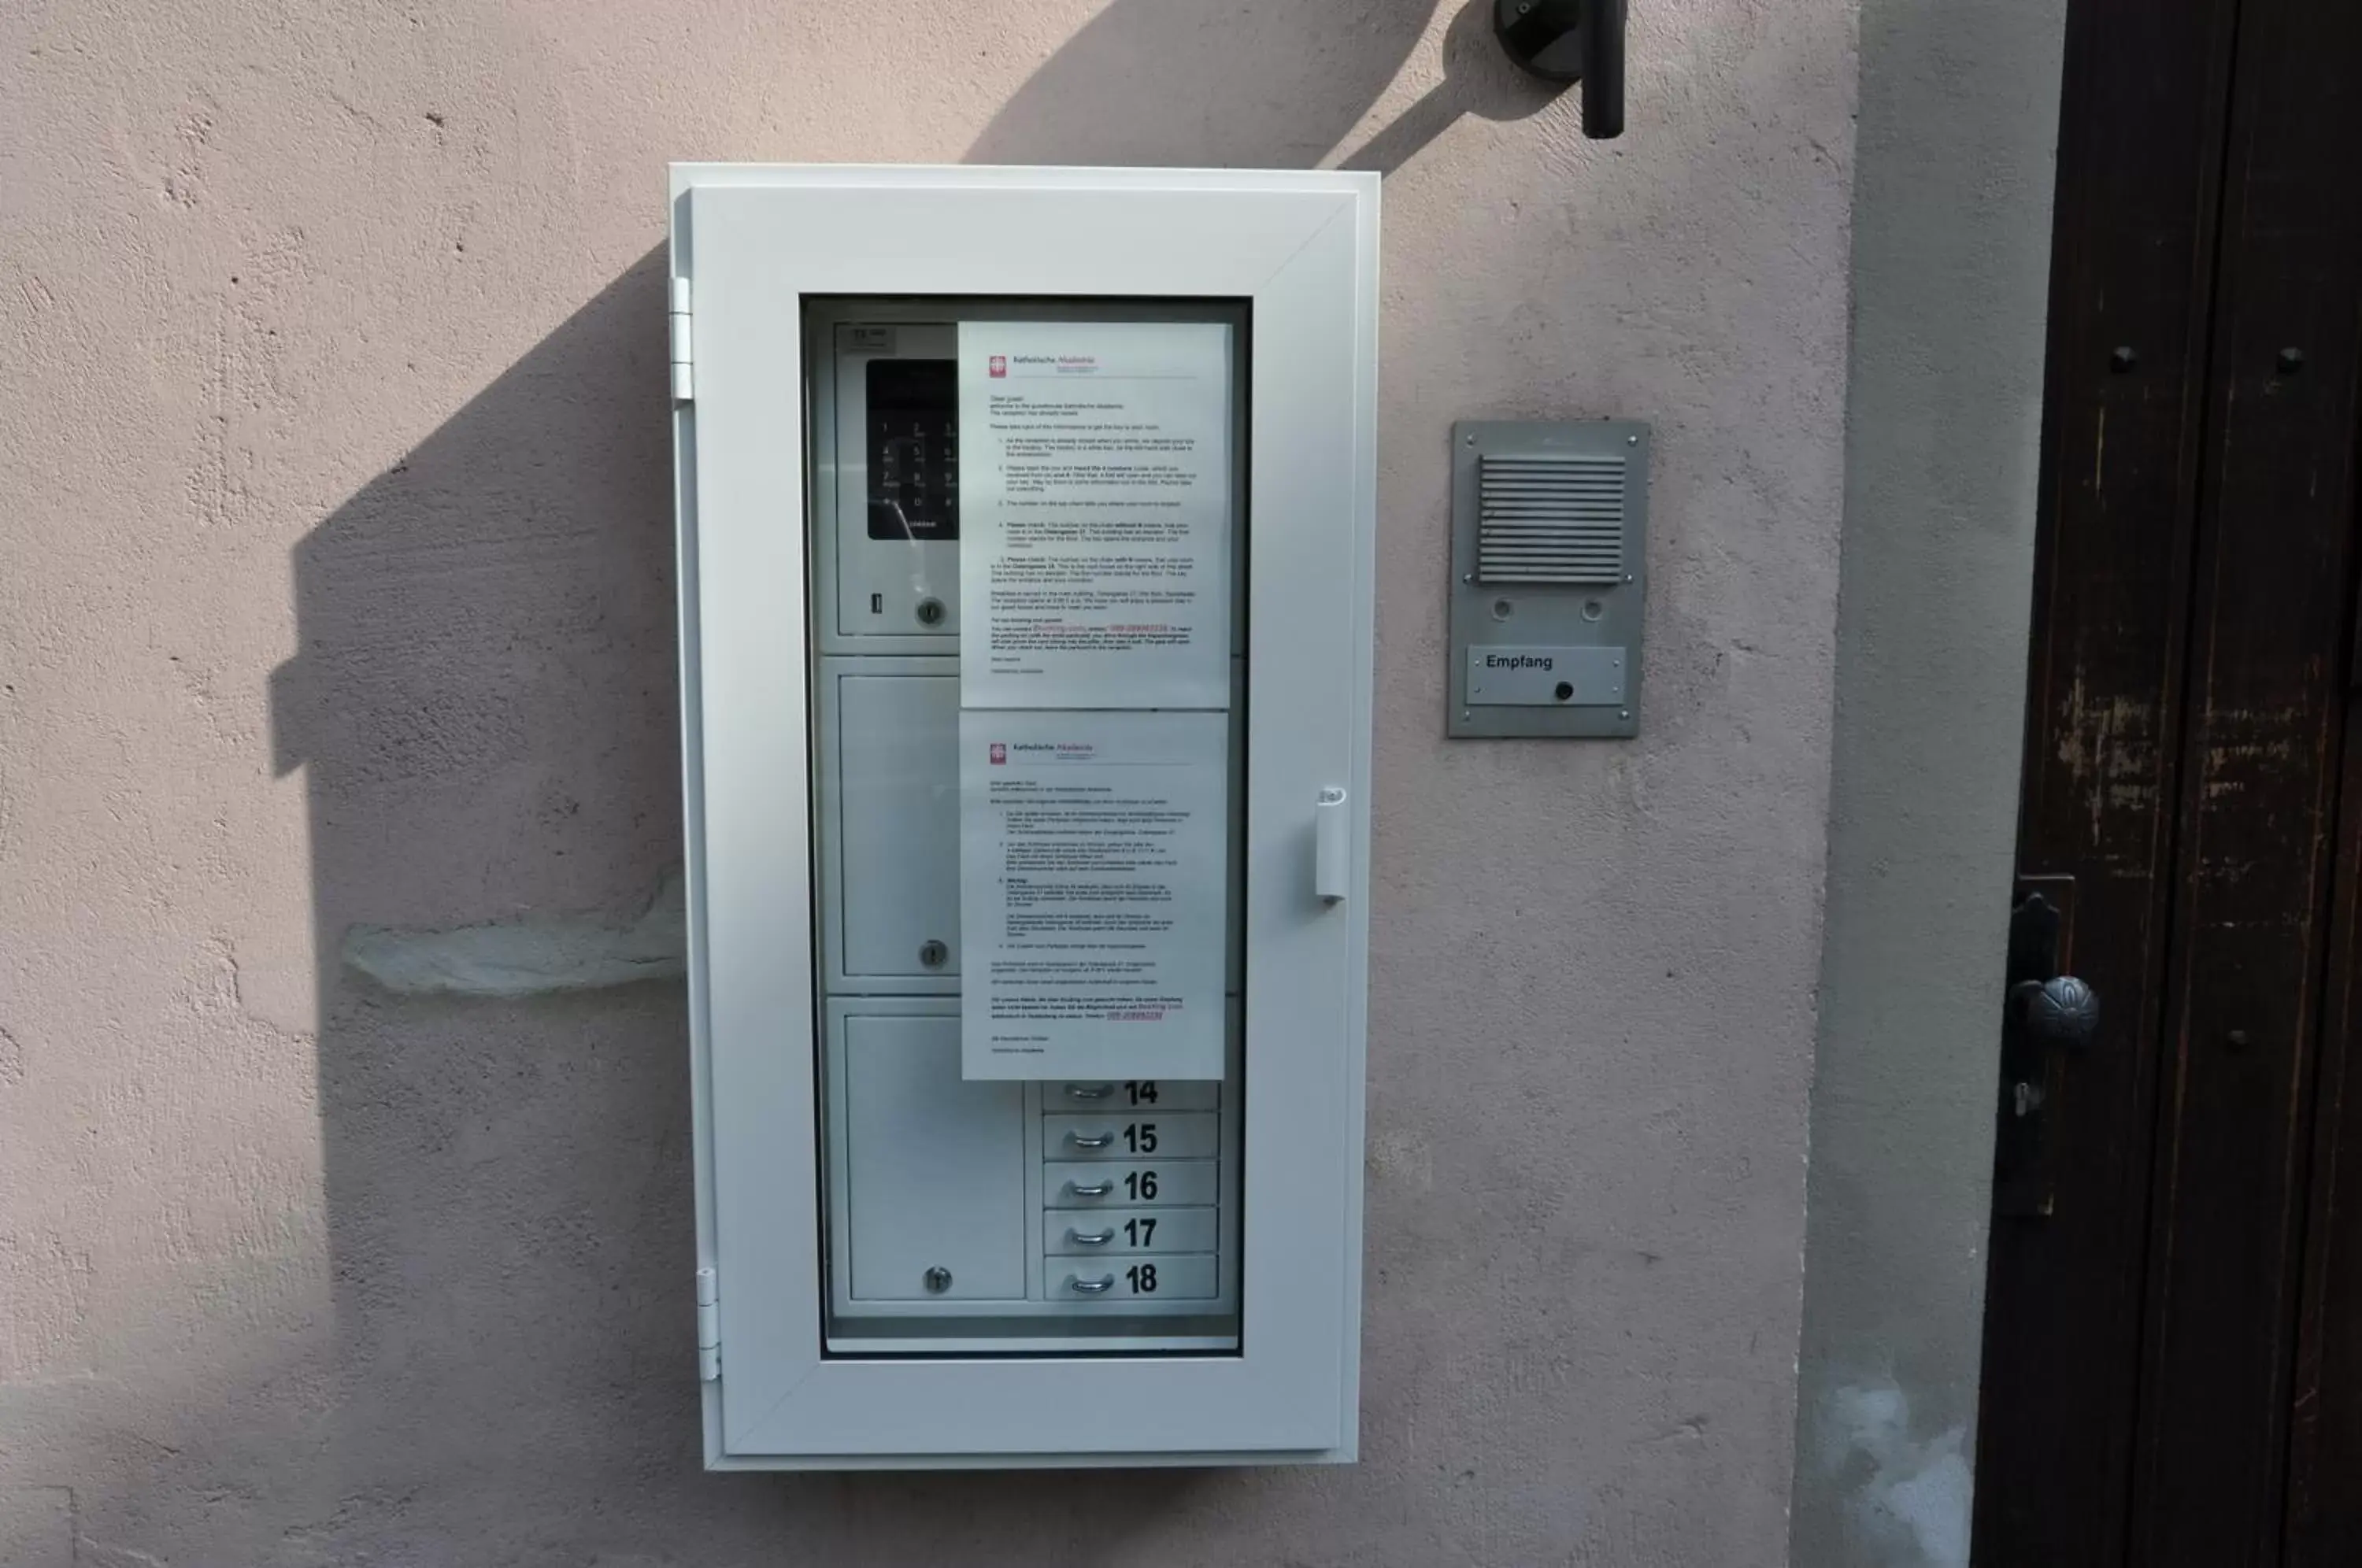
[915,596,946,627]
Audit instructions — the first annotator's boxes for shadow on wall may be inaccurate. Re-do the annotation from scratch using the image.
[266,252,709,1550]
[249,2,1573,1555]
[256,261,1231,1562]
[971,0,1556,171]
[264,247,1226,1562]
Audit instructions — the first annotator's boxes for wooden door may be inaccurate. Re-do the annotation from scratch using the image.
[1970,0,2362,1559]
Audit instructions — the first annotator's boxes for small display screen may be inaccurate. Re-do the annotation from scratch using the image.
[865,359,958,541]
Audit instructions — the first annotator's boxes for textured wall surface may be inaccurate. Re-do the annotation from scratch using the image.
[0,1,1857,1562]
[1785,0,2064,1559]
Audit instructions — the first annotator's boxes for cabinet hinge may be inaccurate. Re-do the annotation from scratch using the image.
[669,276,694,404]
[695,1265,720,1381]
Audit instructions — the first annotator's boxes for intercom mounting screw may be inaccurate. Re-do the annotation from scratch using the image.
[1619,708,1631,720]
[1465,433,1476,446]
[1627,434,1638,446]
[924,1267,952,1293]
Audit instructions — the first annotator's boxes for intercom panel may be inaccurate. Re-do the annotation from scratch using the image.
[822,323,964,648]
[1447,419,1651,739]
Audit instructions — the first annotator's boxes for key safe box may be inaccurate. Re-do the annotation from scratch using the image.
[669,165,1379,1467]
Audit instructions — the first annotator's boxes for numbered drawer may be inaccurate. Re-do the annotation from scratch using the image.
[1046,1254,1219,1302]
[1044,1207,1219,1256]
[1046,1159,1218,1209]
[1045,1111,1218,1161]
[1048,1079,1220,1113]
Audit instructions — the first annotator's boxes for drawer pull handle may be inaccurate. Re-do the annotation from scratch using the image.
[1067,1131,1115,1149]
[1064,1082,1116,1100]
[1070,1275,1116,1295]
[1066,1180,1113,1197]
[1068,1228,1116,1248]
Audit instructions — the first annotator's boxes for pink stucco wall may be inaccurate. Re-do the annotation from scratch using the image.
[0,1,1856,1560]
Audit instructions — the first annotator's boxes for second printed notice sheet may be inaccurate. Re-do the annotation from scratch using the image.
[957,320,1233,1081]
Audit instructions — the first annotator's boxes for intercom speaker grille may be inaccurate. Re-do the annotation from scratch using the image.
[1475,452,1627,584]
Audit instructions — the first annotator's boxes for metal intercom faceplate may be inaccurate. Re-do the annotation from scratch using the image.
[1447,419,1649,739]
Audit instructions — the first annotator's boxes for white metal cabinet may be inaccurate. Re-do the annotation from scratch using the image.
[672,164,1377,1469]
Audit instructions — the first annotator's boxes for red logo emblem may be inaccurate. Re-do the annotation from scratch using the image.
[988,355,1007,378]
[989,742,1007,765]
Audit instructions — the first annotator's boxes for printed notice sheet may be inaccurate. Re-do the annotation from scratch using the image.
[958,709,1227,1081]
[957,322,1232,710]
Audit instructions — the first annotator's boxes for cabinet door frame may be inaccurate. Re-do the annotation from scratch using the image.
[672,164,1378,1468]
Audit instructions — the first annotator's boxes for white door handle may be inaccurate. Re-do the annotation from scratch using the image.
[1314,787,1350,904]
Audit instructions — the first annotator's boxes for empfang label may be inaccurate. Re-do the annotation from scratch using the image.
[1483,653,1553,672]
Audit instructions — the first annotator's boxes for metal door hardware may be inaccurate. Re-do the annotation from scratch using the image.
[1994,878,2098,1216]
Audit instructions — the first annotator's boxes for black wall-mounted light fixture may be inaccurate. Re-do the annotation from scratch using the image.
[1493,0,1627,139]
